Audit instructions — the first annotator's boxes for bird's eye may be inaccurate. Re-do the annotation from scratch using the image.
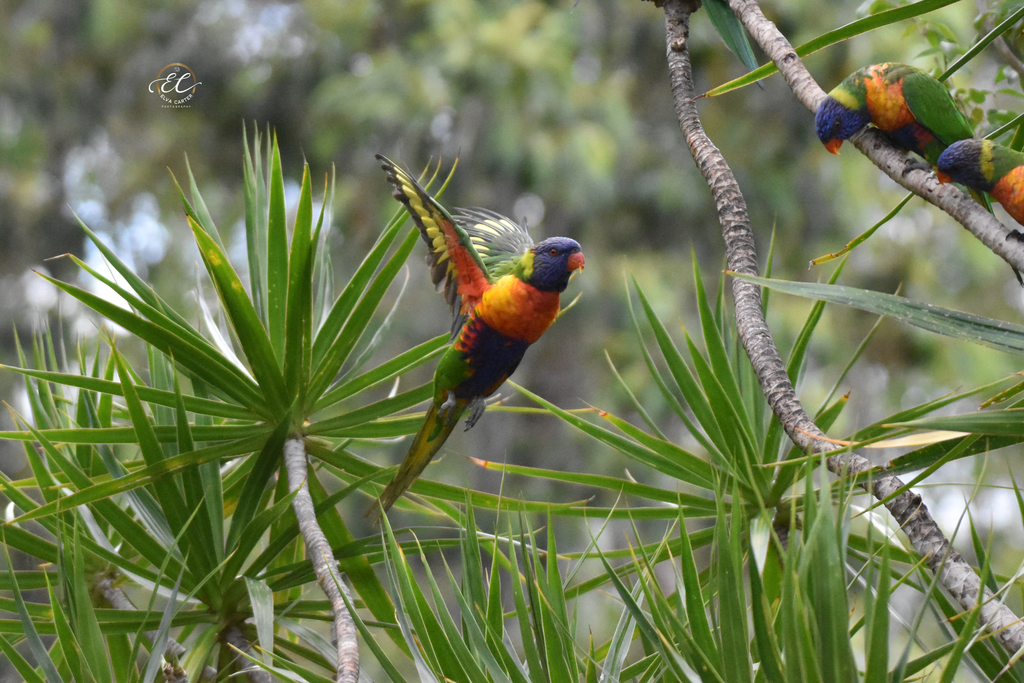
[549,248,558,256]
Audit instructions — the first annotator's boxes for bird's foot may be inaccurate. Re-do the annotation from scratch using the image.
[437,391,458,422]
[464,397,488,432]
[901,158,932,177]
[1005,232,1024,286]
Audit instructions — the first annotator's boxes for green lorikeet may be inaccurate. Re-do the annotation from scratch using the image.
[815,62,974,175]
[938,139,1024,230]
[369,155,585,518]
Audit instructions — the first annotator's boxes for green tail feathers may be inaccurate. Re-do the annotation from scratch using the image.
[367,397,466,521]
[968,187,992,212]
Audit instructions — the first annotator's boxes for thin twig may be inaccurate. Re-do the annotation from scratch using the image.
[284,437,359,683]
[663,0,1024,652]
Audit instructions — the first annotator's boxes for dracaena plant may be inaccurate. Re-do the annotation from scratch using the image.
[0,128,451,680]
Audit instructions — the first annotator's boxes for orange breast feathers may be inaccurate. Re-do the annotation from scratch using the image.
[993,166,1024,225]
[475,275,561,344]
[864,68,914,132]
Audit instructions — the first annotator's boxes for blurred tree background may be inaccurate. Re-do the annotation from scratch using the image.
[3,0,1024,610]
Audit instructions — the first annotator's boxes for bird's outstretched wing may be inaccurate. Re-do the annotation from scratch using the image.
[377,154,491,313]
[454,207,534,279]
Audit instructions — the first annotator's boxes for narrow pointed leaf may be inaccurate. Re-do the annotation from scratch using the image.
[245,577,275,663]
[308,227,420,400]
[705,0,961,96]
[225,416,292,551]
[189,216,288,411]
[3,541,62,683]
[740,274,1024,354]
[113,349,191,542]
[314,333,446,409]
[38,272,266,411]
[284,163,314,399]
[703,0,759,84]
[267,133,289,360]
[310,214,405,367]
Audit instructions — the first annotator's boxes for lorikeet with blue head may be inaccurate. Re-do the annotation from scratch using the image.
[935,139,1024,284]
[816,63,974,174]
[938,139,1024,232]
[369,155,585,518]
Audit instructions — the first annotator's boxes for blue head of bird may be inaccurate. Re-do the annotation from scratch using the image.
[815,94,870,154]
[936,139,995,191]
[525,237,584,292]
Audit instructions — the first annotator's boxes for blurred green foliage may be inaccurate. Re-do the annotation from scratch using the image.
[6,0,1024,679]
[3,0,1024,573]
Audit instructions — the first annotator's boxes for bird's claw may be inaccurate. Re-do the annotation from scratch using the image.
[901,158,931,177]
[464,398,487,432]
[1007,232,1024,287]
[437,391,458,422]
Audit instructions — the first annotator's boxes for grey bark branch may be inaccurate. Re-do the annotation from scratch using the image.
[284,437,359,683]
[98,579,218,681]
[728,0,1024,275]
[224,627,273,683]
[662,0,1024,653]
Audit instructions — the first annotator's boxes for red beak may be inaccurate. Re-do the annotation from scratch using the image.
[935,171,953,184]
[567,251,585,271]
[824,139,842,155]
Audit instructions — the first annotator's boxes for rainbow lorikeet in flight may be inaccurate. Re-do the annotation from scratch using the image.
[815,63,974,176]
[369,155,585,518]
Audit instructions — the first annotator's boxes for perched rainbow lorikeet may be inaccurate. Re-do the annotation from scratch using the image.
[936,139,1024,284]
[369,155,585,518]
[815,63,974,174]
[938,139,1024,230]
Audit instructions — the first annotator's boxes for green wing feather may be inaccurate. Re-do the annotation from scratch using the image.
[454,207,534,279]
[377,155,492,311]
[898,66,974,146]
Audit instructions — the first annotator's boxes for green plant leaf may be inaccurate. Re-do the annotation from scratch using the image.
[716,483,751,683]
[704,0,758,74]
[3,540,62,683]
[189,215,289,413]
[245,577,275,664]
[267,132,289,361]
[738,274,1024,354]
[224,416,291,552]
[308,227,420,403]
[705,0,961,96]
[38,272,267,412]
[314,334,446,410]
[311,211,406,368]
[284,162,315,400]
[862,540,891,683]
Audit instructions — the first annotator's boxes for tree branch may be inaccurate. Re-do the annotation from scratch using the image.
[98,579,218,681]
[223,627,273,683]
[284,437,359,683]
[728,0,1024,274]
[663,0,1024,653]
